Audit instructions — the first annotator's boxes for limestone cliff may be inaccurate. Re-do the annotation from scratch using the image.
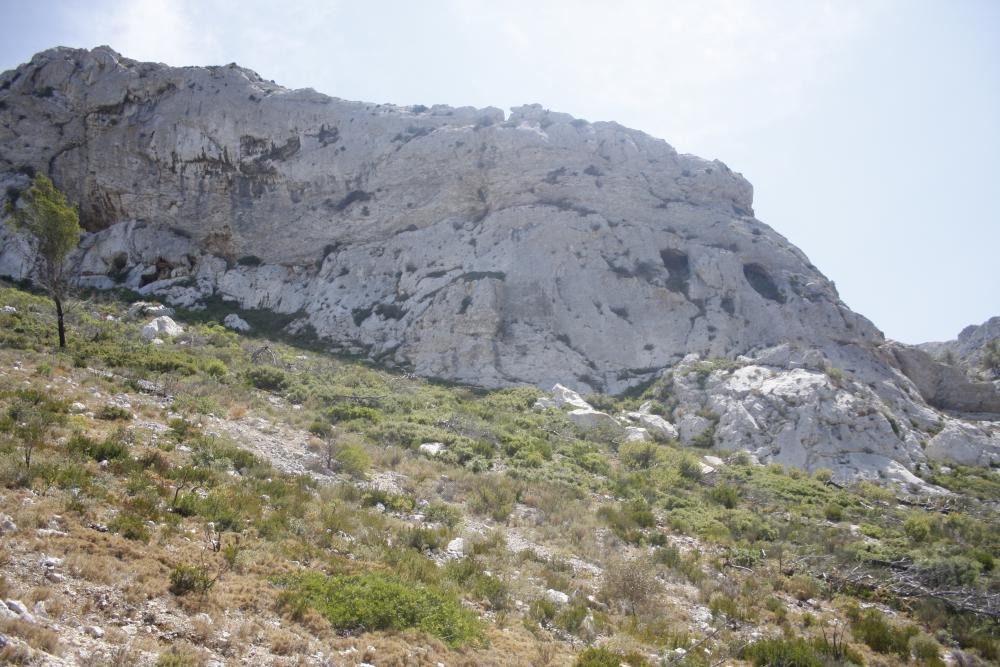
[2,46,998,479]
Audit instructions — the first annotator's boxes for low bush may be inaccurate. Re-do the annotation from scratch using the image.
[743,638,823,667]
[574,647,650,667]
[277,571,481,647]
[466,475,520,522]
[169,563,215,596]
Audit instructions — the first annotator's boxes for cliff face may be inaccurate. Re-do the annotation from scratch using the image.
[2,46,998,480]
[0,46,883,391]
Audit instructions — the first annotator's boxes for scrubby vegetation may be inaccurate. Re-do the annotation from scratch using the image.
[0,281,998,665]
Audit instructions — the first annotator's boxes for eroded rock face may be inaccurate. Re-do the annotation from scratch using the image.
[1,46,997,480]
[1,46,881,393]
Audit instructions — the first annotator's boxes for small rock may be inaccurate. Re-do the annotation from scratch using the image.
[69,402,87,413]
[0,601,15,619]
[127,301,174,319]
[223,313,252,332]
[446,537,465,556]
[623,426,650,442]
[418,442,447,456]
[1,305,17,313]
[193,613,213,626]
[42,555,62,569]
[543,589,570,605]
[703,455,725,467]
[0,515,15,534]
[85,625,105,639]
[46,571,66,584]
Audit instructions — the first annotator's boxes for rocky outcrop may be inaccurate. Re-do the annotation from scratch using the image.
[884,343,1000,414]
[2,46,998,481]
[918,316,1000,384]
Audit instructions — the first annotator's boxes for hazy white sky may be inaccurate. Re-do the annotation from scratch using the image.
[2,0,998,343]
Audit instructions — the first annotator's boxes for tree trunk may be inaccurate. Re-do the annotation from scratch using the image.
[54,296,66,348]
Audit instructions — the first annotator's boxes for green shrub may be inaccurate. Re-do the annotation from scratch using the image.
[96,405,132,421]
[909,632,944,666]
[824,502,845,522]
[574,647,649,667]
[66,432,130,461]
[335,442,370,478]
[246,366,290,392]
[466,475,520,522]
[168,563,215,596]
[109,513,150,542]
[277,571,481,647]
[849,607,917,657]
[708,483,741,509]
[327,404,382,424]
[619,440,660,470]
[743,638,822,667]
[424,501,462,528]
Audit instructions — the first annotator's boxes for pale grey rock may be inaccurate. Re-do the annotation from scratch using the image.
[544,589,570,605]
[418,442,447,456]
[703,455,725,467]
[567,408,618,430]
[0,515,14,534]
[126,301,174,319]
[623,426,650,443]
[548,384,593,410]
[223,313,251,332]
[918,316,1000,377]
[1,305,15,313]
[86,625,105,638]
[926,422,1000,467]
[446,537,465,556]
[4,599,30,620]
[884,343,1000,414]
[140,316,183,341]
[630,412,678,441]
[69,401,86,413]
[677,413,712,444]
[0,601,15,620]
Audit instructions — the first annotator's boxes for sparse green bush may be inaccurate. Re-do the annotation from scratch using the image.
[848,607,917,657]
[574,647,650,667]
[743,638,822,667]
[109,512,150,542]
[245,366,290,392]
[168,563,215,596]
[96,404,132,421]
[334,442,370,478]
[708,483,741,509]
[466,475,520,522]
[277,571,481,647]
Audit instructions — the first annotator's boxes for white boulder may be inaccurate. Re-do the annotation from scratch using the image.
[418,442,447,456]
[568,408,618,430]
[544,589,570,605]
[624,426,650,443]
[223,313,252,332]
[127,301,174,319]
[141,316,183,341]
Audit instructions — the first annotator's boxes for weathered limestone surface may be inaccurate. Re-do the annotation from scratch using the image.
[2,46,998,479]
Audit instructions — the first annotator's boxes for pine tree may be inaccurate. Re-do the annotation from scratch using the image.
[5,173,81,347]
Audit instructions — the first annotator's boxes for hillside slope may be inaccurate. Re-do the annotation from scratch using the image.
[1,284,998,666]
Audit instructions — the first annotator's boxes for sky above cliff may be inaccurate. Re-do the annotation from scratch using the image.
[2,0,998,344]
